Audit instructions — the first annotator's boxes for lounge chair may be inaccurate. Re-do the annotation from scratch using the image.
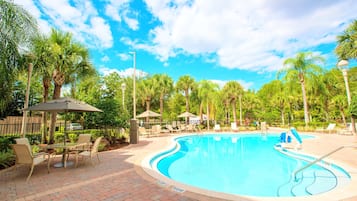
[138,127,151,137]
[167,125,180,133]
[11,144,50,182]
[261,122,268,135]
[214,124,221,132]
[316,123,336,134]
[75,136,102,167]
[338,123,354,135]
[231,122,239,132]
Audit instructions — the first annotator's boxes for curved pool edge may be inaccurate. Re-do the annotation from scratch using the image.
[139,132,357,201]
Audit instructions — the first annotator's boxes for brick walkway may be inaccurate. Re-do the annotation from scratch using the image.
[1,131,356,201]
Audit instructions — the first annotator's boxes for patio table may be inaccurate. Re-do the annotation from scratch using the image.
[46,142,91,168]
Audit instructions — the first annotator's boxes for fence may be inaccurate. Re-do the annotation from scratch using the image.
[0,116,42,136]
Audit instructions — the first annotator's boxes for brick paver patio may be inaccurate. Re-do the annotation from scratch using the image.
[1,130,356,201]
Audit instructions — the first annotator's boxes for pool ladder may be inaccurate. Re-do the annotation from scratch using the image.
[292,144,356,181]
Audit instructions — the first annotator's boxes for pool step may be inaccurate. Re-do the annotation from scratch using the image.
[275,147,349,197]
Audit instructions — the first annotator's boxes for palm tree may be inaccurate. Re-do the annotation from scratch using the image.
[30,34,54,143]
[335,20,357,135]
[278,52,324,126]
[137,76,157,122]
[176,75,196,112]
[0,0,38,112]
[222,81,244,125]
[198,80,219,130]
[153,74,173,122]
[48,29,94,143]
[335,20,357,59]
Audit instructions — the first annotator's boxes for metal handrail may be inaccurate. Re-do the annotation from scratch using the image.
[293,144,357,181]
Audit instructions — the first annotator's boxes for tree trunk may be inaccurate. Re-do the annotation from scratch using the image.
[281,110,285,126]
[49,70,64,144]
[232,99,237,125]
[300,78,310,126]
[239,95,243,126]
[185,89,189,112]
[206,102,210,131]
[160,94,164,123]
[340,108,346,126]
[41,78,51,144]
[145,98,150,123]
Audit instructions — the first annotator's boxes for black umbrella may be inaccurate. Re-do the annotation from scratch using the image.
[26,97,102,144]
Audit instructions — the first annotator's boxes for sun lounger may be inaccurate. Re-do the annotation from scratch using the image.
[316,123,336,134]
[231,122,239,132]
[338,123,354,135]
[214,124,221,132]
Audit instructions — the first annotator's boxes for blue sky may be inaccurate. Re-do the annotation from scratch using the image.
[15,0,357,90]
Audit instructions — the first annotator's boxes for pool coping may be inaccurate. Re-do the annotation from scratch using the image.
[138,131,357,201]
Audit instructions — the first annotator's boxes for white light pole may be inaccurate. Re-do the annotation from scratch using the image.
[337,59,356,135]
[121,83,126,109]
[130,51,136,119]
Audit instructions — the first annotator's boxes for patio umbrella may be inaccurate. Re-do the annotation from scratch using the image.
[177,111,197,118]
[136,110,161,118]
[26,97,102,144]
[178,111,197,125]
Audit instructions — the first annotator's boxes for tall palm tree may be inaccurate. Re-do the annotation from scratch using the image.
[176,75,196,112]
[198,80,219,130]
[0,0,38,112]
[137,76,157,122]
[278,52,324,126]
[153,74,173,122]
[335,20,357,59]
[335,20,357,135]
[222,81,244,125]
[48,29,94,143]
[30,34,53,143]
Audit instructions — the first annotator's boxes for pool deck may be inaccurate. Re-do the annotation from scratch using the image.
[1,128,357,201]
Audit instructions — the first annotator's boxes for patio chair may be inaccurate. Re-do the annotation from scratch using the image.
[316,123,336,134]
[138,127,151,137]
[231,122,239,132]
[75,136,103,167]
[67,134,92,160]
[11,144,50,182]
[214,124,221,132]
[338,123,354,135]
[15,138,53,160]
[166,125,180,133]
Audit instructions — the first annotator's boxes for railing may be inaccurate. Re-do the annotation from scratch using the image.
[293,144,357,180]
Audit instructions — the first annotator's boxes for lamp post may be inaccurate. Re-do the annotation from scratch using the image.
[130,51,136,119]
[337,60,351,105]
[121,83,126,109]
[337,60,356,135]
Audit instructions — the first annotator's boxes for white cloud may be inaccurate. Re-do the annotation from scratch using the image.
[143,0,357,72]
[99,66,148,78]
[104,0,139,30]
[210,79,254,91]
[101,55,110,62]
[117,53,131,61]
[16,0,113,49]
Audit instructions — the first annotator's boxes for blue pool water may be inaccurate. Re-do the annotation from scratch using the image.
[152,134,350,197]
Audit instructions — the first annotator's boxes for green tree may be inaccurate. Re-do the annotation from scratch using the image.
[335,20,357,59]
[278,52,324,126]
[176,75,196,112]
[198,80,219,130]
[48,29,94,143]
[0,0,38,113]
[137,76,157,122]
[222,81,244,125]
[153,74,173,122]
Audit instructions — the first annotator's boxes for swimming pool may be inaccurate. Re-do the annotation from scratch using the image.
[149,134,350,197]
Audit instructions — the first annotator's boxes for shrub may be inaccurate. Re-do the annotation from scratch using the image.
[68,133,78,143]
[0,151,15,170]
